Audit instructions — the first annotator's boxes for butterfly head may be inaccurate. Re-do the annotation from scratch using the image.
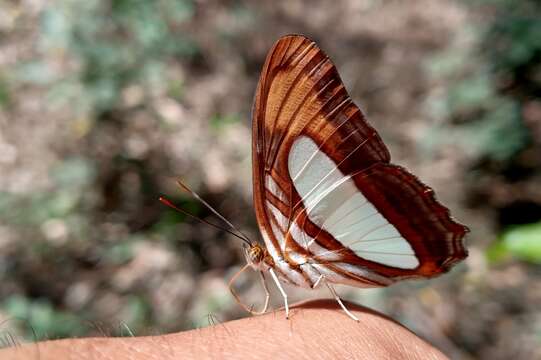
[244,243,268,270]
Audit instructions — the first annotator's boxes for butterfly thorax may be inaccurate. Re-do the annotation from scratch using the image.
[246,243,274,271]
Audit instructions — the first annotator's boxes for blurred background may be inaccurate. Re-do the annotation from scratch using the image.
[0,0,539,358]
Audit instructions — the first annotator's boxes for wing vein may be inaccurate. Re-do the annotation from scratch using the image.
[265,43,316,166]
[267,57,331,171]
[293,128,371,210]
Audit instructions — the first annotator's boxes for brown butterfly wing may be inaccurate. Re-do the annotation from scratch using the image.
[252,35,467,286]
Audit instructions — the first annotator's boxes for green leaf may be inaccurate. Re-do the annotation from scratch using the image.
[50,158,96,189]
[2,295,87,340]
[486,240,511,264]
[500,222,541,264]
[464,98,529,161]
[0,75,11,108]
[210,113,241,130]
[104,240,136,265]
[16,62,56,85]
[447,73,494,112]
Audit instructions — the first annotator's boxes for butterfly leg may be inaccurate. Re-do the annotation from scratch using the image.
[269,268,290,319]
[228,264,270,315]
[312,274,324,289]
[258,270,270,314]
[324,280,359,321]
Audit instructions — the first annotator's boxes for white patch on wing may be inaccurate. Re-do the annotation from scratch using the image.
[266,200,288,235]
[300,263,322,286]
[265,175,287,204]
[287,218,311,248]
[260,230,309,288]
[288,136,419,269]
[261,229,280,263]
[267,215,285,252]
[309,262,393,287]
[289,221,342,261]
[332,263,394,286]
[286,251,306,265]
[310,264,366,287]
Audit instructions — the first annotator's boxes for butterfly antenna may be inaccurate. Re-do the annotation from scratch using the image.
[175,179,253,245]
[159,195,252,246]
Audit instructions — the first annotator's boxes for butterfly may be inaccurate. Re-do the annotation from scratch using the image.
[163,34,468,321]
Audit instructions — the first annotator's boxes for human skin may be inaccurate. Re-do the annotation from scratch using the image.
[1,299,448,360]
